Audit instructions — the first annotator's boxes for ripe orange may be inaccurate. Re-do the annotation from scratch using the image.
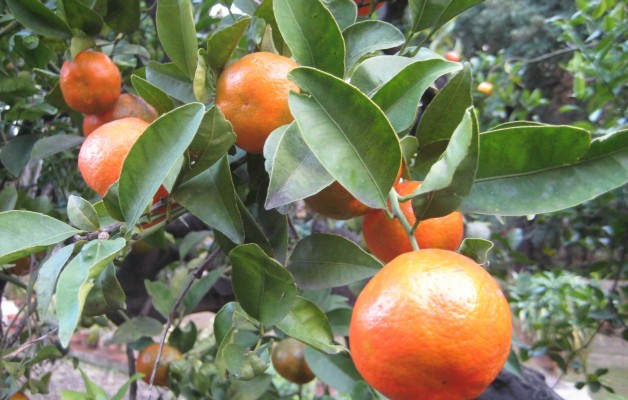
[9,392,29,400]
[362,180,464,262]
[445,51,462,62]
[60,50,122,114]
[477,81,494,96]
[83,93,158,137]
[304,181,371,220]
[355,0,385,16]
[350,249,512,400]
[271,338,316,384]
[215,52,299,154]
[136,343,183,386]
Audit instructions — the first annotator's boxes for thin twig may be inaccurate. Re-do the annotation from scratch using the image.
[127,346,138,400]
[146,248,223,400]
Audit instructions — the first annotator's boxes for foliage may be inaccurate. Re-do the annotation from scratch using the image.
[0,0,626,398]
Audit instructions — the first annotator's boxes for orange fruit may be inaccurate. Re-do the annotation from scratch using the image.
[355,0,385,16]
[60,50,122,114]
[136,343,183,386]
[304,181,371,220]
[445,51,461,62]
[9,392,29,400]
[362,180,464,263]
[83,93,159,137]
[477,81,494,96]
[350,249,512,400]
[215,52,299,154]
[271,338,315,384]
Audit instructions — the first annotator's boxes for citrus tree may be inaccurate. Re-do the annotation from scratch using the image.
[1,0,627,398]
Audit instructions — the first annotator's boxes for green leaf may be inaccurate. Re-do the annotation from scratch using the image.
[82,263,126,316]
[408,0,482,35]
[255,0,287,55]
[0,76,39,101]
[461,128,628,215]
[304,347,362,392]
[79,368,110,400]
[322,0,357,31]
[109,317,164,344]
[226,374,273,400]
[184,106,237,181]
[416,64,473,146]
[67,195,100,231]
[119,103,204,228]
[289,67,401,210]
[182,267,224,314]
[146,61,196,103]
[0,134,39,177]
[274,0,345,77]
[350,55,415,95]
[327,307,352,337]
[105,0,140,33]
[265,122,334,209]
[144,280,174,319]
[55,238,126,347]
[131,75,175,115]
[504,348,524,379]
[458,238,493,265]
[206,17,252,71]
[229,243,297,326]
[0,211,79,264]
[61,0,103,36]
[254,187,289,264]
[224,343,270,380]
[411,109,479,219]
[31,135,84,161]
[343,20,405,75]
[157,0,198,79]
[35,244,74,319]
[277,296,344,354]
[0,184,18,211]
[175,156,244,244]
[5,0,72,39]
[193,49,212,103]
[287,234,382,290]
[371,58,461,133]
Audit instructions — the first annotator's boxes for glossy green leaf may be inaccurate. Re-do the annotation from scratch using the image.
[5,0,72,39]
[214,196,273,256]
[224,343,270,380]
[476,125,591,179]
[277,296,344,354]
[304,347,362,392]
[109,316,163,344]
[206,17,252,71]
[371,59,461,133]
[411,109,479,219]
[56,238,126,347]
[0,134,39,177]
[458,238,493,265]
[255,187,289,264]
[119,103,204,228]
[287,233,382,290]
[67,195,100,231]
[461,129,628,215]
[416,64,473,146]
[175,156,244,243]
[343,20,405,75]
[265,122,334,209]
[322,0,357,31]
[61,0,103,36]
[351,55,414,95]
[0,211,79,264]
[105,0,140,33]
[35,244,74,319]
[82,263,126,316]
[131,75,175,115]
[182,267,224,314]
[289,67,401,210]
[184,106,237,181]
[327,307,352,337]
[144,279,174,319]
[400,135,418,167]
[274,0,345,77]
[409,0,482,35]
[102,182,124,221]
[31,134,84,161]
[157,0,198,79]
[146,61,196,103]
[229,243,297,326]
[214,302,259,346]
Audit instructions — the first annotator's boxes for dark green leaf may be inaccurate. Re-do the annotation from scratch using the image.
[322,0,357,31]
[35,244,74,319]
[61,0,103,35]
[343,20,404,75]
[265,122,334,209]
[119,103,204,228]
[175,156,244,244]
[229,243,297,326]
[144,279,174,319]
[131,75,175,115]
[105,0,140,33]
[350,55,414,95]
[31,135,84,161]
[458,238,493,265]
[274,0,345,77]
[214,195,273,256]
[255,187,289,264]
[146,61,196,103]
[289,67,401,210]
[0,211,79,265]
[206,17,252,71]
[110,316,163,344]
[287,233,382,290]
[182,268,224,314]
[5,0,72,39]
[157,0,198,79]
[0,184,18,211]
[82,263,126,316]
[67,195,100,231]
[326,308,352,337]
[226,374,273,400]
[409,0,482,35]
[276,296,344,353]
[55,238,126,347]
[170,322,198,353]
[0,134,39,177]
[304,347,362,392]
[255,0,287,55]
[0,76,39,101]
